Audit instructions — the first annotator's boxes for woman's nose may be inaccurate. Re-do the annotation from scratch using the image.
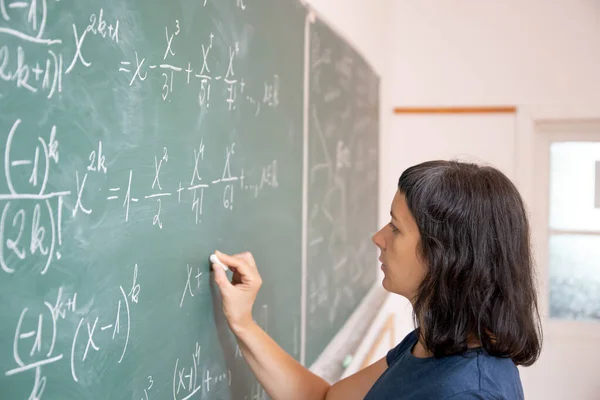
[372,227,385,250]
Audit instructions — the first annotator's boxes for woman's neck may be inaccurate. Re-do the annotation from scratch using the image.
[412,339,433,358]
[412,327,483,358]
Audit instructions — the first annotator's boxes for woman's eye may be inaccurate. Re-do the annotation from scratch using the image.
[388,222,399,234]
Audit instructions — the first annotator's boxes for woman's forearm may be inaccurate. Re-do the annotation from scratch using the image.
[210,251,330,399]
[233,321,330,400]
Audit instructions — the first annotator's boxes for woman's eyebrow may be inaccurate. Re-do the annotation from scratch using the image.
[390,210,404,229]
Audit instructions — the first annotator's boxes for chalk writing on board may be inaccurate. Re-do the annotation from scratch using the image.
[180,264,203,308]
[65,24,91,74]
[128,263,141,303]
[172,342,232,400]
[5,264,142,397]
[4,287,77,399]
[140,375,155,400]
[148,147,171,229]
[0,3,123,99]
[120,31,245,108]
[57,137,278,227]
[150,147,169,190]
[0,45,63,98]
[72,170,92,217]
[164,20,180,60]
[173,343,202,400]
[106,169,139,222]
[70,264,139,382]
[1,119,69,275]
[224,42,240,110]
[86,141,107,173]
[189,140,206,223]
[0,0,62,45]
[0,36,286,232]
[213,143,239,211]
[305,24,380,351]
[65,8,120,75]
[118,19,279,116]
[263,74,280,108]
[84,8,120,43]
[1,2,307,398]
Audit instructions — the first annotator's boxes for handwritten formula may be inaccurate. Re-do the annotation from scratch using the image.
[1,0,377,397]
[0,1,298,399]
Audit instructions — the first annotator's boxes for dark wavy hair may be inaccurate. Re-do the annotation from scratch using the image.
[399,160,542,366]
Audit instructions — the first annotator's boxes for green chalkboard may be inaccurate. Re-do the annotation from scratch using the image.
[0,1,305,399]
[0,1,381,398]
[304,16,380,367]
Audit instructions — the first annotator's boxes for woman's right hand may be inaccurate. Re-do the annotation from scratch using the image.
[211,250,263,334]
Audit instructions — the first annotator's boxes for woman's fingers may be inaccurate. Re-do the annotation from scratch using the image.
[231,270,243,285]
[215,250,260,285]
[210,250,261,333]
[237,251,257,269]
[215,250,249,273]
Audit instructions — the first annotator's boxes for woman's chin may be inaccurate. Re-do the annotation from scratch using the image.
[381,275,389,290]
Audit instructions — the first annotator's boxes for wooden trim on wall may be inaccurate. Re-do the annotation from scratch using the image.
[394,106,517,114]
[360,314,396,369]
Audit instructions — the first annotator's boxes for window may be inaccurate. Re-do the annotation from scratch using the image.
[548,142,600,321]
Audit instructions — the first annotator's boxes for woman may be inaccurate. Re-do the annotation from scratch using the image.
[211,160,542,400]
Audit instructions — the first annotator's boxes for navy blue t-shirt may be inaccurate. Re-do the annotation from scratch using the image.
[363,329,524,400]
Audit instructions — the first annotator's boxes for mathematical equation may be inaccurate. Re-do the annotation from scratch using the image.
[172,342,232,400]
[4,250,278,400]
[1,117,279,279]
[0,0,267,108]
[3,263,239,400]
[177,273,271,400]
[2,1,285,399]
[0,1,118,99]
[4,265,137,399]
[85,139,280,226]
[119,19,280,117]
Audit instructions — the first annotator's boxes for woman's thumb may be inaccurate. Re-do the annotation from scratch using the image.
[212,263,232,293]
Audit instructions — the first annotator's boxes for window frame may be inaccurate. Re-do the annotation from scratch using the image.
[532,117,600,338]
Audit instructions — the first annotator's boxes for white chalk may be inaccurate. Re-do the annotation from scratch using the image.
[210,253,229,272]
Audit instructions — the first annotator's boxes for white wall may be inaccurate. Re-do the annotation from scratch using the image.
[391,0,600,106]
[386,2,600,400]
[305,1,600,399]
[304,0,391,71]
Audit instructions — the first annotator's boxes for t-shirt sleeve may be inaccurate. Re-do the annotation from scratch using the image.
[386,328,418,366]
[444,390,500,400]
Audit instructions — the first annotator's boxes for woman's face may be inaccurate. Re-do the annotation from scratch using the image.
[372,190,427,301]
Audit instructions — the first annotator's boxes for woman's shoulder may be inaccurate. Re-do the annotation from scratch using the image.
[368,341,523,400]
[433,348,524,399]
[474,350,523,395]
[379,332,523,399]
